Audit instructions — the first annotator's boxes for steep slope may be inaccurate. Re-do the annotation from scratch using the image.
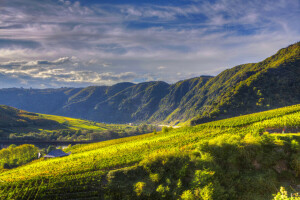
[57,82,135,120]
[147,42,299,124]
[0,42,298,124]
[149,76,213,123]
[190,42,300,125]
[91,81,170,123]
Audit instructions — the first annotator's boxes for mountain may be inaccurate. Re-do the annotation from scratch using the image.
[0,42,299,124]
[189,42,300,124]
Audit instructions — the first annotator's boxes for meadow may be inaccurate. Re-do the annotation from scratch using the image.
[0,104,299,199]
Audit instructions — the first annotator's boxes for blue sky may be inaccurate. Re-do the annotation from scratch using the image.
[0,0,299,88]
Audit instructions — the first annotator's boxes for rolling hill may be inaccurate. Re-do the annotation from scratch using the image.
[0,42,299,125]
[0,105,137,141]
[0,104,299,199]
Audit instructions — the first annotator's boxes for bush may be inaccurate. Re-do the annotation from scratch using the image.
[273,187,300,200]
[134,182,146,196]
[181,190,195,200]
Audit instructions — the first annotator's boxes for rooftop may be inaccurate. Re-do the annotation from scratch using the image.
[44,149,69,158]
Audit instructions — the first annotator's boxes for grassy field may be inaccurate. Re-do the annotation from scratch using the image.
[0,104,299,199]
[0,105,141,141]
[39,113,133,131]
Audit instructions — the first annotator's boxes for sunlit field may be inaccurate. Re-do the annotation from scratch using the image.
[0,104,299,199]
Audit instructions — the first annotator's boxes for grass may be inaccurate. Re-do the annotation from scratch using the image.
[39,113,132,131]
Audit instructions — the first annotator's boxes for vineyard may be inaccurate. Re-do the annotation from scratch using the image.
[0,104,299,199]
[40,114,132,131]
[0,105,158,142]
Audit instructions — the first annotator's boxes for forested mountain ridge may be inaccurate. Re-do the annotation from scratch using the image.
[0,42,299,125]
[190,41,300,125]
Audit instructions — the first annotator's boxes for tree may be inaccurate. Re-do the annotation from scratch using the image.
[47,145,56,153]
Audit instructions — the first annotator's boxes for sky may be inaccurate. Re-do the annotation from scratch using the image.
[0,0,299,88]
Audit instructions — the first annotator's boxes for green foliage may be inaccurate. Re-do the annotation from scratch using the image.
[181,190,195,200]
[198,183,214,200]
[0,144,39,169]
[162,126,173,133]
[134,182,146,196]
[153,129,157,134]
[191,170,215,189]
[191,42,300,125]
[46,145,56,153]
[273,187,300,200]
[291,140,300,151]
[0,105,299,199]
[0,105,155,141]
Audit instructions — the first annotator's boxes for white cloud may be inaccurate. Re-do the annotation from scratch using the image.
[157,66,166,70]
[0,0,299,88]
[0,57,139,86]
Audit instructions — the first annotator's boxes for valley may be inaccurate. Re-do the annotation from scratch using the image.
[0,42,299,126]
[1,1,299,199]
[0,105,156,147]
[0,42,299,200]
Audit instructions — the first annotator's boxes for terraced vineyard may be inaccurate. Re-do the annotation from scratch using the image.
[0,105,299,199]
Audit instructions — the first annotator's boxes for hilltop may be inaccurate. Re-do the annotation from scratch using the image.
[0,105,61,132]
[0,42,299,125]
[0,105,149,142]
[0,104,299,199]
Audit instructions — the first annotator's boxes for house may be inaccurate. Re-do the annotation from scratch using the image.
[44,149,70,158]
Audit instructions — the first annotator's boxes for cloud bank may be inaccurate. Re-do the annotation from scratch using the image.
[0,0,299,88]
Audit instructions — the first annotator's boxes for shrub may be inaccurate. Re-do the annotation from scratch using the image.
[191,170,215,189]
[134,182,146,196]
[181,190,195,200]
[198,183,214,200]
[156,184,170,198]
[273,187,300,200]
[291,140,300,151]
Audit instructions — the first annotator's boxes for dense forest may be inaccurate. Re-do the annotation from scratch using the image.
[0,42,299,125]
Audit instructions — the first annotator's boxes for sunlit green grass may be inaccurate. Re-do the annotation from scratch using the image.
[39,113,132,131]
[0,104,299,199]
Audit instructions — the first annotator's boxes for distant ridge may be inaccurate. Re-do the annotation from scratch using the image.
[0,42,299,125]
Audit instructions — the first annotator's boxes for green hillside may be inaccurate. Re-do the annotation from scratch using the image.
[189,42,300,125]
[0,105,61,130]
[0,105,138,141]
[0,104,299,199]
[0,42,298,125]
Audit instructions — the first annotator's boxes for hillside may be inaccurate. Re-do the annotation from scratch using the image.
[0,42,299,124]
[0,104,299,199]
[0,105,140,141]
[190,42,300,125]
[0,105,61,131]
